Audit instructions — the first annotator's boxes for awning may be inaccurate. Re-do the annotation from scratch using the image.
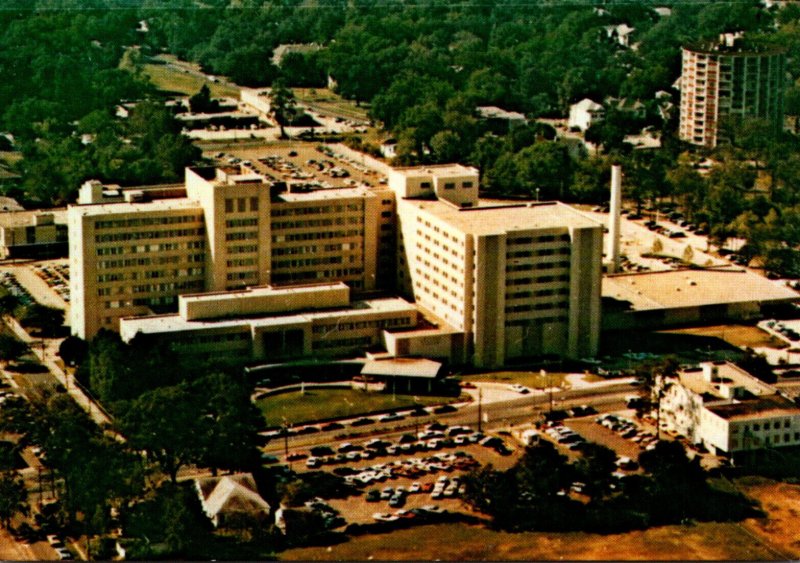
[361,358,443,379]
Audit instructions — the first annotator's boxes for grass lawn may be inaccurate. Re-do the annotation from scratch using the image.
[293,88,369,122]
[280,520,781,561]
[141,63,240,98]
[459,371,569,389]
[257,388,460,427]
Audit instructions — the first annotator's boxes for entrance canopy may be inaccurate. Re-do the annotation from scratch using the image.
[361,358,443,379]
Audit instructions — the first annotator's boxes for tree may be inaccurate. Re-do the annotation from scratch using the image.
[188,84,219,114]
[15,303,64,336]
[0,334,28,366]
[57,335,88,367]
[268,79,297,139]
[120,384,205,484]
[0,471,28,528]
[574,442,617,498]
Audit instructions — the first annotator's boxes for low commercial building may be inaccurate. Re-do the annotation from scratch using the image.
[602,267,799,330]
[0,210,68,259]
[659,361,800,454]
[119,282,419,362]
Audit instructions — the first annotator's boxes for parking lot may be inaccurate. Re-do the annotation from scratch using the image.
[269,422,521,526]
[0,260,69,313]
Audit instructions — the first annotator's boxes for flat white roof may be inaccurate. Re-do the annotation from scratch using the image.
[121,297,416,336]
[603,268,799,311]
[391,164,478,178]
[362,358,442,378]
[68,197,201,217]
[181,282,348,304]
[277,187,373,202]
[409,200,601,235]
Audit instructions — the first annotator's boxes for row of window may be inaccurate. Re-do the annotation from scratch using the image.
[314,336,373,350]
[225,197,259,213]
[274,229,362,242]
[98,267,204,283]
[228,244,258,254]
[271,216,363,230]
[506,261,571,273]
[273,256,345,268]
[225,218,259,228]
[95,228,204,242]
[273,243,356,256]
[312,317,412,334]
[226,271,257,281]
[97,254,205,269]
[507,275,570,285]
[272,203,361,216]
[506,315,568,326]
[508,234,571,245]
[507,288,570,299]
[175,332,251,345]
[506,302,569,314]
[227,258,256,267]
[94,215,202,229]
[225,231,258,241]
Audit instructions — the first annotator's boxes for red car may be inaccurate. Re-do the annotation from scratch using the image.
[421,482,435,493]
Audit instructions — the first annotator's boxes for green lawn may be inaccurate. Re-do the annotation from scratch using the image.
[139,61,240,99]
[293,88,369,121]
[459,371,570,389]
[257,388,459,427]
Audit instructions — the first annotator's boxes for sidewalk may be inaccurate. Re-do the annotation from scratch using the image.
[5,316,112,427]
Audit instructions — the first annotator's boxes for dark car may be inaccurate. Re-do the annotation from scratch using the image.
[310,445,335,456]
[433,404,457,414]
[351,417,375,427]
[321,422,345,432]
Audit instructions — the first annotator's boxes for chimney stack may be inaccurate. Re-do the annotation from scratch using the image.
[607,164,622,273]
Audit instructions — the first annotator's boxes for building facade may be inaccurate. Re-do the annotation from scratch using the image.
[659,362,800,454]
[679,33,785,147]
[72,158,604,368]
[389,166,603,368]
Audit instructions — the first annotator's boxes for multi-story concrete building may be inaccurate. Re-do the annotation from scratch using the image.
[71,157,604,368]
[659,361,800,454]
[70,166,393,339]
[389,165,603,367]
[679,33,785,147]
[0,210,68,259]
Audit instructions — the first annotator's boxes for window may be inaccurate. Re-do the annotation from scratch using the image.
[237,198,246,212]
[250,197,259,212]
[754,423,761,431]
[444,182,455,190]
[420,182,431,189]
[225,199,234,213]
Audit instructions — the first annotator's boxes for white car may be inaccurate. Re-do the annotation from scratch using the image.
[408,482,421,493]
[510,384,531,394]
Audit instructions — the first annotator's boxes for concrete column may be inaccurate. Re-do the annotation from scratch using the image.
[607,164,622,273]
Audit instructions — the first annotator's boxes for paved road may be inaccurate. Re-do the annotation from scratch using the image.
[261,382,635,455]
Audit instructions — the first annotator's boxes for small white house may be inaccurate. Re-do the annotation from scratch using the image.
[568,98,604,132]
[195,473,270,529]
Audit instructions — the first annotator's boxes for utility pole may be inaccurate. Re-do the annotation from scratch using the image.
[477,387,483,433]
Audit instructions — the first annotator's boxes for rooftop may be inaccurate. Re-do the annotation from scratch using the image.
[391,164,478,178]
[277,186,374,202]
[120,296,417,336]
[409,200,601,235]
[362,358,443,379]
[603,267,799,311]
[67,197,201,217]
[477,106,527,122]
[675,361,776,398]
[0,209,67,228]
[706,395,800,421]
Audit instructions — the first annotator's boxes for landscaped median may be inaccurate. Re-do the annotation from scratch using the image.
[256,387,463,427]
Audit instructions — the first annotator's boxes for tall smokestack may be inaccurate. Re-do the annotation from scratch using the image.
[608,164,622,273]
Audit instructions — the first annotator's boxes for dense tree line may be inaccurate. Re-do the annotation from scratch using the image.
[0,3,199,206]
[461,440,759,533]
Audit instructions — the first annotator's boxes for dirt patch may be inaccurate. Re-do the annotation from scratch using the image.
[737,478,800,559]
[663,324,786,350]
[281,520,781,561]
